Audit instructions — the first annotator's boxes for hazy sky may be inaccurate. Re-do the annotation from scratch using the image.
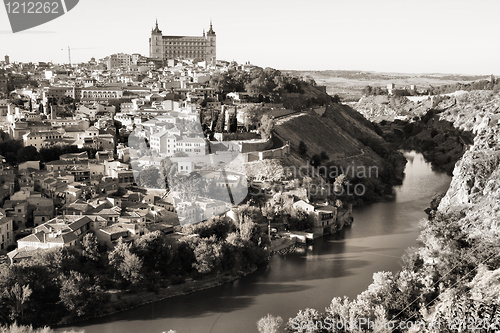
[1,0,499,74]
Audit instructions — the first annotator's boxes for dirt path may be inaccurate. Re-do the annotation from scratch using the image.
[275,112,306,125]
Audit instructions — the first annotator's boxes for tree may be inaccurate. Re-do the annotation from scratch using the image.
[228,113,238,133]
[310,154,322,167]
[287,308,321,332]
[119,251,143,284]
[59,271,105,317]
[320,151,329,161]
[288,208,314,231]
[298,141,307,157]
[108,238,143,283]
[363,85,373,96]
[0,323,57,333]
[215,109,226,133]
[239,218,259,243]
[257,314,283,333]
[16,146,40,163]
[259,114,274,140]
[136,167,166,189]
[81,233,100,262]
[244,106,261,131]
[133,231,173,274]
[192,236,222,274]
[334,174,349,194]
[3,283,32,323]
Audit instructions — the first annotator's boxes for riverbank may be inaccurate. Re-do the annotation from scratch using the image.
[58,236,301,329]
[57,267,259,328]
[68,150,451,333]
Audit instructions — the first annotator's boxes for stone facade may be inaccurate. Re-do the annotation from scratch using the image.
[149,20,216,65]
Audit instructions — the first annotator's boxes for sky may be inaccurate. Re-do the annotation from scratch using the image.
[1,0,499,75]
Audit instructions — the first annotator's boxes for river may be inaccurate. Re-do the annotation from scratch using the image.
[64,151,451,333]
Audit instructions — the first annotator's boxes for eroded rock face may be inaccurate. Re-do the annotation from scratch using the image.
[437,91,500,238]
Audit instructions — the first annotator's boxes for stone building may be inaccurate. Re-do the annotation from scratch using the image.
[149,20,216,65]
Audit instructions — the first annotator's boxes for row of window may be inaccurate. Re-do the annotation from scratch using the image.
[82,93,120,98]
[166,41,206,46]
[28,135,62,140]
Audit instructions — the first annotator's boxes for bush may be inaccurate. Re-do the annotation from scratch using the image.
[298,141,307,156]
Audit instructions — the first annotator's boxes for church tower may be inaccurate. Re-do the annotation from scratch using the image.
[205,21,216,66]
[149,19,164,59]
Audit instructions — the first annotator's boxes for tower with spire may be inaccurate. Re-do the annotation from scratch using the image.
[205,20,216,65]
[148,20,216,66]
[149,19,164,59]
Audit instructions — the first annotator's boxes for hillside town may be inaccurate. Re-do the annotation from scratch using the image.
[0,41,352,268]
[0,20,373,331]
[3,4,499,332]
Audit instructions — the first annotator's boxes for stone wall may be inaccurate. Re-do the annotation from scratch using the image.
[258,144,290,160]
[239,138,273,153]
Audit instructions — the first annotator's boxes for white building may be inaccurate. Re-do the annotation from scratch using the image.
[78,103,116,121]
[150,131,206,157]
[23,130,64,150]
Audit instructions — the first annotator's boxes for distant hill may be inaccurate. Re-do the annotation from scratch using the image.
[286,70,490,101]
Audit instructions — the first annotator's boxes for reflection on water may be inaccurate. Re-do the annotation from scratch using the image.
[65,151,451,333]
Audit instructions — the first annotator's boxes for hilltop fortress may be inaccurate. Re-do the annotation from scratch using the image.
[149,20,216,65]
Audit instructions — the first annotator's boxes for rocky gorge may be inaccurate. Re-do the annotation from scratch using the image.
[270,90,500,332]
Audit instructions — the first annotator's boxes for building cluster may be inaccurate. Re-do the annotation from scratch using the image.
[0,22,278,263]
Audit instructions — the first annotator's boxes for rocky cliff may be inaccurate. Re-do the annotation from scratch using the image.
[276,91,500,332]
[436,91,500,233]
